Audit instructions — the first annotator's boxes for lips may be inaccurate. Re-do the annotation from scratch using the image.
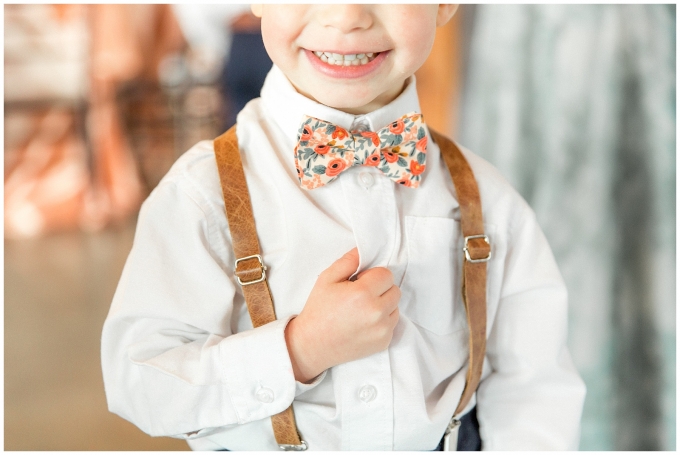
[304,49,389,79]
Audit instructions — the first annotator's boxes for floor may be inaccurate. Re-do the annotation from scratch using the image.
[4,219,189,450]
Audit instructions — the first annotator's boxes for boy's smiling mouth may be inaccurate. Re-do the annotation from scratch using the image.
[312,51,380,66]
[304,48,389,80]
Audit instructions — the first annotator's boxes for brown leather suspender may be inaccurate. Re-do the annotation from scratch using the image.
[213,126,490,451]
[430,130,490,450]
[430,130,490,416]
[214,126,306,450]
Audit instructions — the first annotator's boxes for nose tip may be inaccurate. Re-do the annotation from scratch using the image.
[319,5,373,33]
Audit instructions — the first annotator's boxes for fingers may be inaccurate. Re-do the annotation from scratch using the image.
[380,285,402,314]
[320,247,360,284]
[355,266,394,296]
[388,306,400,326]
[355,268,370,281]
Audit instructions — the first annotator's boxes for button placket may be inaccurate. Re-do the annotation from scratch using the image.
[340,168,397,272]
[359,171,375,188]
[335,350,395,450]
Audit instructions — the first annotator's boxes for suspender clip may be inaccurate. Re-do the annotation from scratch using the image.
[442,416,462,451]
[278,440,308,451]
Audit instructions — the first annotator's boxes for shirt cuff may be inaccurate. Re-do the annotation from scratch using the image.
[219,316,297,425]
[295,369,328,396]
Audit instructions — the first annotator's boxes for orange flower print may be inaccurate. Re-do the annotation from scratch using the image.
[396,177,412,187]
[332,127,349,140]
[382,148,399,163]
[314,144,330,155]
[300,125,313,141]
[325,158,347,177]
[361,131,380,147]
[410,160,426,176]
[364,152,381,166]
[389,119,405,135]
[295,113,426,190]
[402,129,416,142]
[416,135,428,152]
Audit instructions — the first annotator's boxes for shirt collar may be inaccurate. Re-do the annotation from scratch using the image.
[260,65,422,145]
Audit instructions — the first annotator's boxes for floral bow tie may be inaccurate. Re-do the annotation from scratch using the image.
[294,112,428,190]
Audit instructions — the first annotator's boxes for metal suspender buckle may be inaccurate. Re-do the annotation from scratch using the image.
[278,439,308,451]
[463,235,491,263]
[234,254,268,286]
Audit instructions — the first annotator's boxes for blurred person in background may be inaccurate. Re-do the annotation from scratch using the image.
[4,4,185,238]
[172,5,272,130]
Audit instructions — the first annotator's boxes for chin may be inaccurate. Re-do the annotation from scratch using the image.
[312,90,377,112]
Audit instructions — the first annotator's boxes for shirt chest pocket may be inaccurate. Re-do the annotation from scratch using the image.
[399,216,467,336]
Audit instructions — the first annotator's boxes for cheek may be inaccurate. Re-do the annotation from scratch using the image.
[260,16,297,70]
[396,27,436,73]
[385,6,437,72]
[404,34,434,73]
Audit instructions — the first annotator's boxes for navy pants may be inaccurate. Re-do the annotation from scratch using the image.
[433,406,482,451]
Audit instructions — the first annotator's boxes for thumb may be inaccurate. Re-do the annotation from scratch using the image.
[321,247,360,284]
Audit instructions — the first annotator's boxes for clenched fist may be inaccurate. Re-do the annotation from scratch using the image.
[284,247,401,383]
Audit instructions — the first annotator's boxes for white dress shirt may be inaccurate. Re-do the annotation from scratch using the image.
[101,65,586,450]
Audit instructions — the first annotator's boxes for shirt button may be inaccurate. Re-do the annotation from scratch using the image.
[359,172,375,188]
[358,385,377,403]
[256,387,274,403]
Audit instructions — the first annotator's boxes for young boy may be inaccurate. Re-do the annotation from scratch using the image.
[102,5,585,450]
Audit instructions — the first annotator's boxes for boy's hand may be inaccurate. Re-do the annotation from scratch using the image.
[284,247,401,383]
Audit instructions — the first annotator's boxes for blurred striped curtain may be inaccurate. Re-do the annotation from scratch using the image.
[458,4,675,450]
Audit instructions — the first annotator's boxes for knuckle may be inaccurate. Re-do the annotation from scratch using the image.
[376,267,394,283]
[363,267,392,284]
[384,268,395,281]
[348,284,368,302]
[381,330,394,349]
[391,311,400,328]
[367,305,384,323]
[379,318,394,335]
[392,285,402,300]
[357,285,374,302]
[318,268,331,281]
[371,327,387,347]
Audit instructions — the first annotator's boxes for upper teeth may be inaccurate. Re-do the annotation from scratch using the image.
[314,51,377,66]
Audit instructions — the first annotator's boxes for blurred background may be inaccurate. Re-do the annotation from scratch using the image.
[4,4,675,451]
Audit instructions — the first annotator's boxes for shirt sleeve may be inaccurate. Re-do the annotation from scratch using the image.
[476,204,587,450]
[101,176,305,438]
